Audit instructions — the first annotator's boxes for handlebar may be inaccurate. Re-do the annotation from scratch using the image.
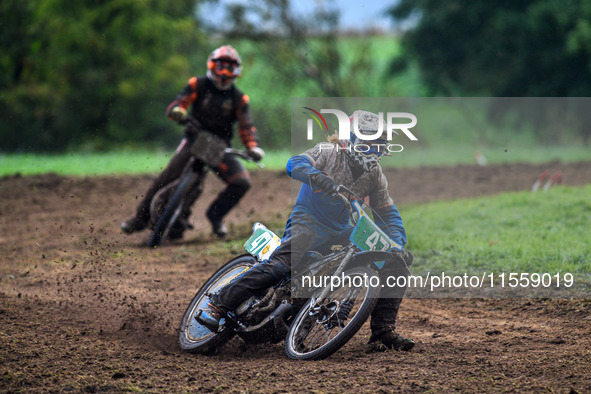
[181,114,264,168]
[179,114,203,130]
[225,148,264,168]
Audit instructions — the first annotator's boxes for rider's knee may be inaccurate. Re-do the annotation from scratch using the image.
[256,258,290,281]
[229,176,251,191]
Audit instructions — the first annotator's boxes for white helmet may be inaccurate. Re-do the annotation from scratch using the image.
[340,110,395,172]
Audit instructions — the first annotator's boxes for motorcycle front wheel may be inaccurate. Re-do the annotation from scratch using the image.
[148,171,199,248]
[285,266,380,360]
[178,255,255,354]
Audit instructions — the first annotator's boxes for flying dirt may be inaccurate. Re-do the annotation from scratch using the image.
[1,161,590,392]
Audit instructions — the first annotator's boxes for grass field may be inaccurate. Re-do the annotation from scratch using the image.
[403,185,591,277]
[0,150,290,177]
[2,145,590,176]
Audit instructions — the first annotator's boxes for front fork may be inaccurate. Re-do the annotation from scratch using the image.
[178,157,207,217]
[313,247,356,305]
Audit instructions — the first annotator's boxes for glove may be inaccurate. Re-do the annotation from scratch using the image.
[170,106,187,123]
[247,146,265,162]
[310,173,338,195]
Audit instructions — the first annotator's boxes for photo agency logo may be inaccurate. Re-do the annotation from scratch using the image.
[302,107,418,153]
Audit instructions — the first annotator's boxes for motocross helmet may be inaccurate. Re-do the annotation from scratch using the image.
[206,45,242,90]
[340,110,396,172]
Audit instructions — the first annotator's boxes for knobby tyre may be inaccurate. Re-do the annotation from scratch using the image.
[178,254,255,354]
[148,172,199,248]
[285,266,380,360]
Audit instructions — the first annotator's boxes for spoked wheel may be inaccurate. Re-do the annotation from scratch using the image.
[285,266,380,360]
[148,172,199,248]
[149,180,179,228]
[178,255,255,354]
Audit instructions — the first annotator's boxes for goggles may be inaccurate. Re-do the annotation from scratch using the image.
[213,60,240,77]
[353,139,391,157]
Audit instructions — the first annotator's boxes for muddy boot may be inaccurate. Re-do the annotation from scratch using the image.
[206,209,228,238]
[206,181,250,238]
[367,330,415,352]
[121,215,149,234]
[196,303,226,332]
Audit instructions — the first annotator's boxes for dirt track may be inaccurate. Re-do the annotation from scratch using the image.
[1,161,591,393]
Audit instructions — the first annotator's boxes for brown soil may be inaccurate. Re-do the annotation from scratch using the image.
[1,161,591,393]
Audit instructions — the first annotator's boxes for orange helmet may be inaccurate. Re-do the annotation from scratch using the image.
[206,45,242,90]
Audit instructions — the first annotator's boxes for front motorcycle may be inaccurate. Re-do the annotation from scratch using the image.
[178,186,411,359]
[178,223,285,353]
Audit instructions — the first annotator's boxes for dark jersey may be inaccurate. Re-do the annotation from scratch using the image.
[166,76,258,148]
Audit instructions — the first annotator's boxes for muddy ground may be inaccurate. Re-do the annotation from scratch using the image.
[1,161,591,393]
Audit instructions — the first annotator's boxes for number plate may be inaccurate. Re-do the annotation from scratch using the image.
[244,226,281,261]
[350,202,399,252]
[191,131,228,167]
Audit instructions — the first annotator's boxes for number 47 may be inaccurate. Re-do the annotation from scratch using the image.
[366,231,389,251]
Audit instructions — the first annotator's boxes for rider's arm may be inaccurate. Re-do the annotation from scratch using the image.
[235,94,259,149]
[287,154,339,195]
[374,204,407,251]
[370,171,407,250]
[166,77,198,119]
[286,142,336,184]
[286,155,322,184]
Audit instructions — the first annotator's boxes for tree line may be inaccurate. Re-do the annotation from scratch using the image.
[2,0,590,153]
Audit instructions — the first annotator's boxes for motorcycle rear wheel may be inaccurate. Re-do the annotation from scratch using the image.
[285,266,380,360]
[178,255,255,354]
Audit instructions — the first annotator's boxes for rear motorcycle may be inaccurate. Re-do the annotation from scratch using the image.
[148,116,261,248]
[178,186,411,360]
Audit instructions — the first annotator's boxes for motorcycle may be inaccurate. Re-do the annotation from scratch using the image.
[148,116,262,248]
[177,186,411,360]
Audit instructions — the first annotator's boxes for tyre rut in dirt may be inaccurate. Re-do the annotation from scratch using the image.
[285,266,380,360]
[148,172,199,248]
[178,255,255,354]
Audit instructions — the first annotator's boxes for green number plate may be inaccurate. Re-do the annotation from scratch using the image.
[244,226,281,261]
[350,202,400,252]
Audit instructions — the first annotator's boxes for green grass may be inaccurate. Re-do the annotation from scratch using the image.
[0,150,173,177]
[390,144,591,167]
[1,145,589,176]
[0,150,292,177]
[403,185,591,276]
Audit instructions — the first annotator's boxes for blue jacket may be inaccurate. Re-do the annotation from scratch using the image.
[286,148,406,249]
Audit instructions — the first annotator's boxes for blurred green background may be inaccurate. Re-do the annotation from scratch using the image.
[2,0,590,169]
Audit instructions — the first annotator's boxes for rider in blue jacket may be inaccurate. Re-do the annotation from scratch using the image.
[199,110,415,351]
